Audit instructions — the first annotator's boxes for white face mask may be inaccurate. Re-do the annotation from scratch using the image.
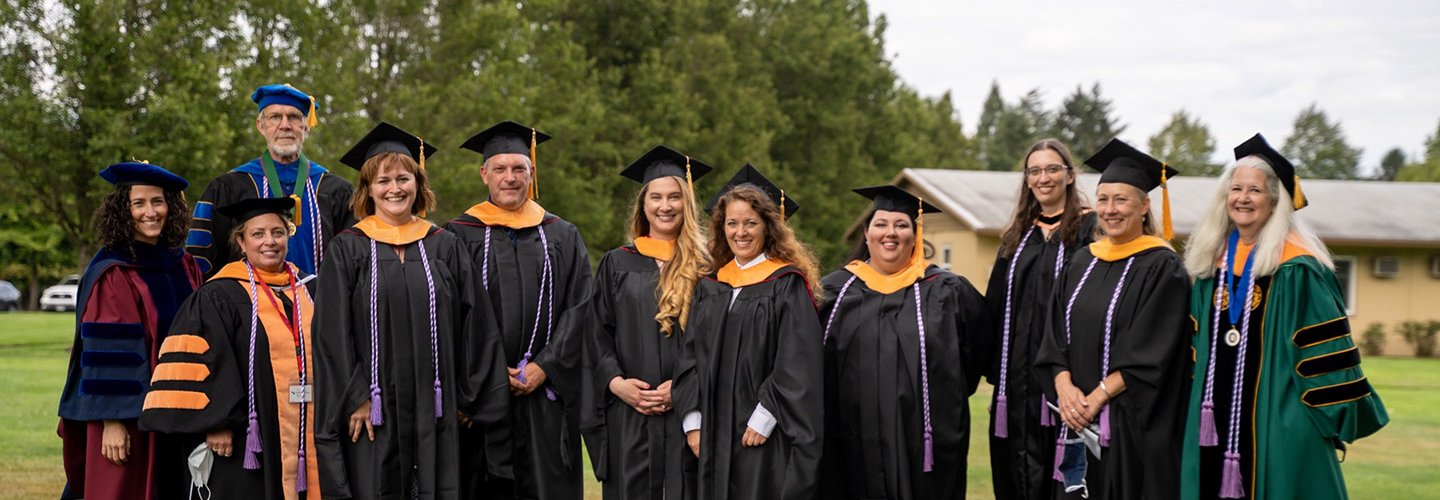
[187,443,214,499]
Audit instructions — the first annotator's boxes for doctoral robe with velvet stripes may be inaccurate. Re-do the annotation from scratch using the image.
[139,261,321,500]
[58,241,201,500]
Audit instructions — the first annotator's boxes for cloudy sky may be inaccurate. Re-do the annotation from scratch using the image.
[866,0,1440,173]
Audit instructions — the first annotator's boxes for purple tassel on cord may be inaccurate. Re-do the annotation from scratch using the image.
[434,380,444,418]
[1220,452,1244,498]
[922,431,934,472]
[516,354,530,385]
[1098,405,1111,447]
[1200,400,1218,446]
[295,448,308,491]
[370,384,384,425]
[993,394,1009,438]
[1040,398,1055,427]
[243,412,262,470]
[1052,432,1065,482]
[545,387,557,401]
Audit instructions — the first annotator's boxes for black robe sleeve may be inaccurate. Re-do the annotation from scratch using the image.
[530,221,593,405]
[446,232,510,426]
[579,251,622,481]
[946,273,994,396]
[756,273,825,500]
[139,283,245,434]
[187,176,236,279]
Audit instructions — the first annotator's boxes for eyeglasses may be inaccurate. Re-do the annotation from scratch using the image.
[1025,165,1069,177]
[262,112,306,127]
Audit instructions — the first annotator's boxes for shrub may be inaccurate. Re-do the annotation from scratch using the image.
[1397,320,1439,358]
[1360,322,1387,356]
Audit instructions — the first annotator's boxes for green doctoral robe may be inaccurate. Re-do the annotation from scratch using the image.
[1183,255,1388,500]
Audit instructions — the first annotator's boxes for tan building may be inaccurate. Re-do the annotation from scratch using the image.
[864,168,1440,357]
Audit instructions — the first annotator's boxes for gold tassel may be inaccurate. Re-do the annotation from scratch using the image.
[417,137,427,217]
[282,83,318,128]
[914,198,925,266]
[1292,175,1307,210]
[780,189,786,222]
[685,155,694,195]
[1161,164,1174,241]
[530,128,538,201]
[290,194,303,227]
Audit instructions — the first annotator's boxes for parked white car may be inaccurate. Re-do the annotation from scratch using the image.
[40,274,80,312]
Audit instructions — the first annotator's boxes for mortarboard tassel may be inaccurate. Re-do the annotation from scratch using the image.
[1292,175,1306,210]
[685,156,694,195]
[780,189,786,222]
[417,138,427,217]
[530,129,538,201]
[291,195,303,227]
[1161,164,1174,241]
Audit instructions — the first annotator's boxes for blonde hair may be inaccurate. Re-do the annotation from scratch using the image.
[1184,156,1333,279]
[627,176,711,335]
[349,152,437,219]
[708,185,822,300]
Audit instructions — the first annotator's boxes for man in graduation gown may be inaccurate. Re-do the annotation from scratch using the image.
[187,84,355,278]
[1035,139,1192,500]
[444,121,593,500]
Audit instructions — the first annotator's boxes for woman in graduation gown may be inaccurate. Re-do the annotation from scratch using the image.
[1035,139,1192,500]
[59,162,201,500]
[141,197,322,499]
[986,139,1097,499]
[674,163,824,500]
[580,146,712,499]
[1179,134,1387,500]
[312,123,509,500]
[818,185,991,500]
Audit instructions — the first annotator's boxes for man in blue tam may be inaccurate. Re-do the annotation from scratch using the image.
[185,84,356,278]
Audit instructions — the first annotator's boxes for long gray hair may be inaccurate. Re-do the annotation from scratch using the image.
[1183,156,1333,279]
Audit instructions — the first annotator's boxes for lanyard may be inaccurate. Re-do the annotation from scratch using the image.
[260,150,311,203]
[260,267,306,378]
[1224,230,1255,326]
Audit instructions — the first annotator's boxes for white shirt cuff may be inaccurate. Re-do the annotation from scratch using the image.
[682,411,702,433]
[747,403,777,438]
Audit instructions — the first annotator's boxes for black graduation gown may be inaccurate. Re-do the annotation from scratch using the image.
[580,246,696,499]
[138,266,317,500]
[674,265,823,500]
[312,223,509,500]
[1034,244,1192,500]
[818,265,991,500]
[443,212,592,500]
[188,165,355,278]
[985,214,1096,500]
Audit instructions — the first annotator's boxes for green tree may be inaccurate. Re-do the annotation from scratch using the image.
[1051,83,1126,161]
[1397,119,1440,182]
[981,88,1048,171]
[1281,104,1362,180]
[1148,110,1221,176]
[1377,148,1406,181]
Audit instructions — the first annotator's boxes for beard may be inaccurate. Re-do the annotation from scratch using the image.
[269,133,306,159]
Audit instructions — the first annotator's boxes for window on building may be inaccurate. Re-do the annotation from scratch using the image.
[941,244,952,270]
[1333,256,1357,314]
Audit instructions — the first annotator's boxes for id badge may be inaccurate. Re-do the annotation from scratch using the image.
[289,384,313,403]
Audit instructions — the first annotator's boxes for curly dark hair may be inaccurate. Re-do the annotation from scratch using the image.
[94,185,192,255]
[708,185,822,300]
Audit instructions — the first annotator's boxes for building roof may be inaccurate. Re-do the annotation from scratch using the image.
[896,168,1440,248]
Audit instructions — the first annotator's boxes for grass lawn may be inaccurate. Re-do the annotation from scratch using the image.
[3,311,1435,499]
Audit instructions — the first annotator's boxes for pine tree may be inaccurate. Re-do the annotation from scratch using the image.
[1148,110,1220,176]
[1281,104,1362,180]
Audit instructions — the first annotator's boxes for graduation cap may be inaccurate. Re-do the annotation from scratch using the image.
[851,185,941,219]
[852,185,940,269]
[706,163,800,220]
[216,197,296,226]
[620,145,714,193]
[98,161,188,192]
[1083,138,1181,240]
[1234,133,1306,210]
[460,120,552,200]
[339,122,438,171]
[251,84,318,128]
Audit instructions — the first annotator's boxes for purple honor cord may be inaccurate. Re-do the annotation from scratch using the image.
[1220,231,1255,498]
[912,282,935,472]
[242,262,264,470]
[1052,256,1132,480]
[366,236,446,423]
[994,227,1065,437]
[514,226,557,401]
[821,275,858,345]
[416,240,443,418]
